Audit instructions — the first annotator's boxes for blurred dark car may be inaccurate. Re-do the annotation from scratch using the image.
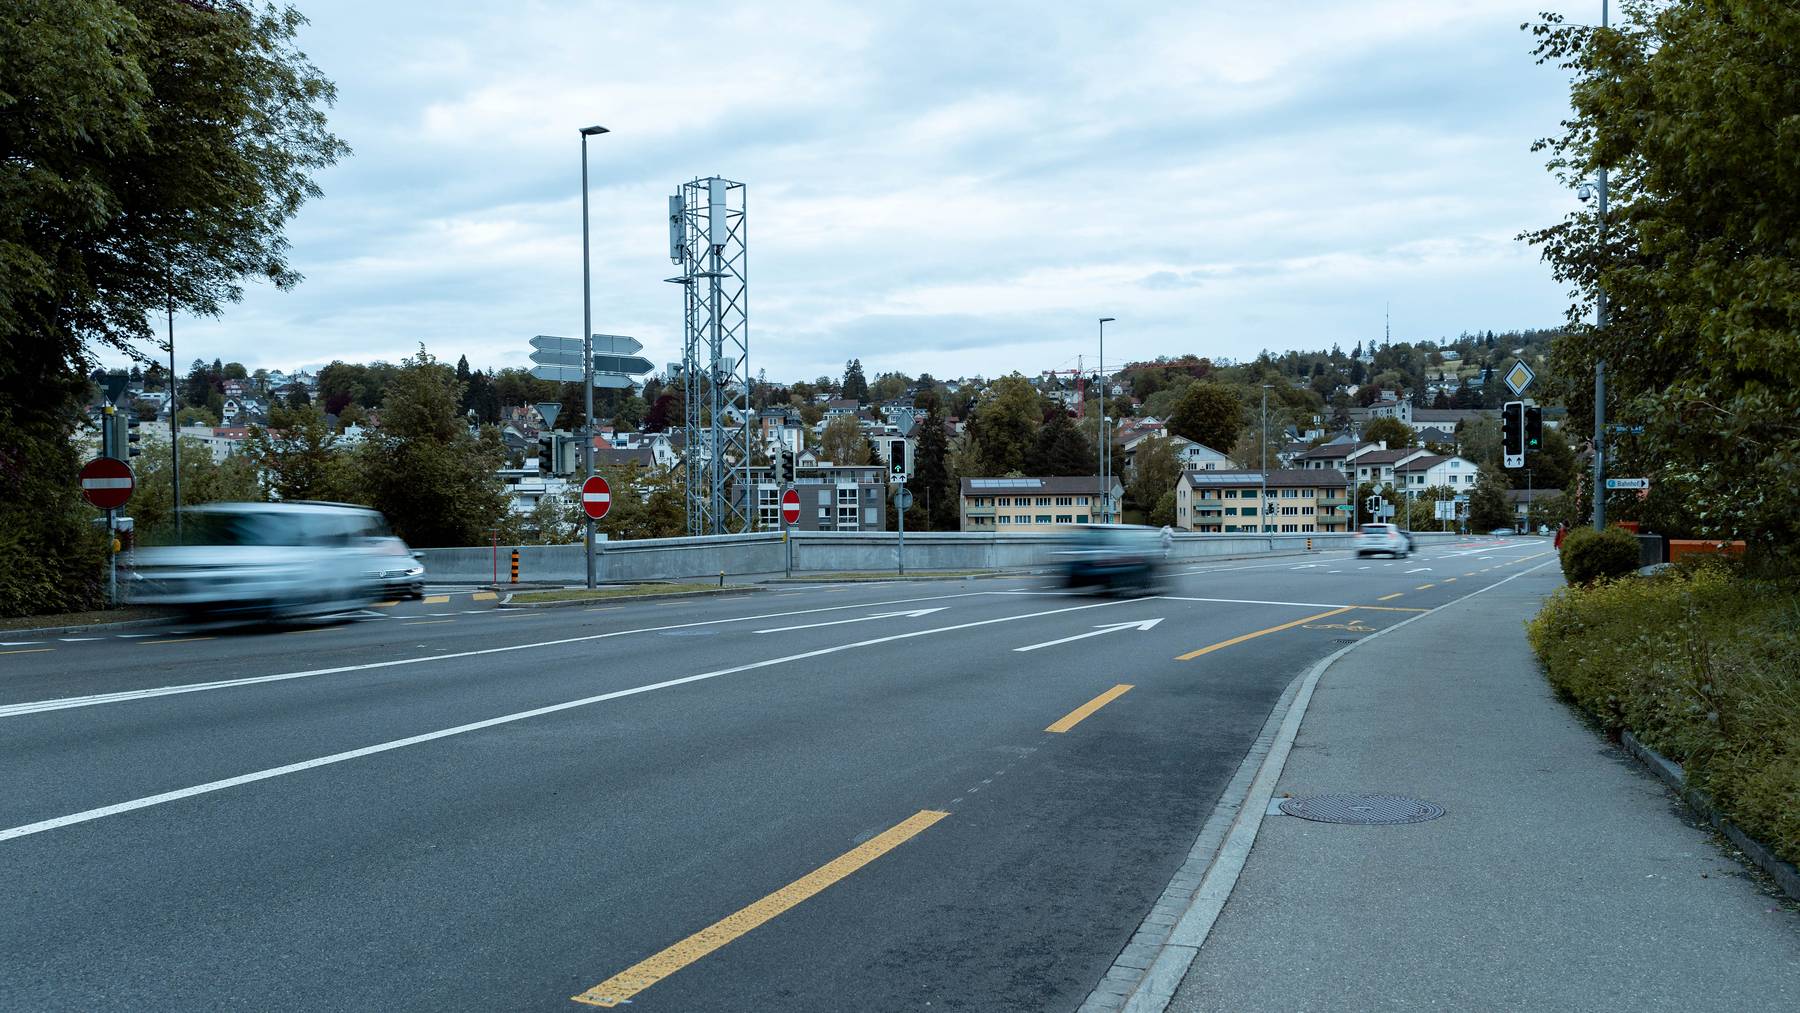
[1057,524,1166,595]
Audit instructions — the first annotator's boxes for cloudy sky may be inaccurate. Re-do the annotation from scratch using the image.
[156,1,1589,384]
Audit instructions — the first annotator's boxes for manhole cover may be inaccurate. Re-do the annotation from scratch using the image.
[1278,793,1445,825]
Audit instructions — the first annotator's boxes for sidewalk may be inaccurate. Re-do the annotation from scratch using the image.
[1168,565,1800,1012]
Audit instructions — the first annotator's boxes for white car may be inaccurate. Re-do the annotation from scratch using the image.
[1354,522,1412,558]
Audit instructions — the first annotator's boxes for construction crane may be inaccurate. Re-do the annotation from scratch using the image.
[1039,356,1093,417]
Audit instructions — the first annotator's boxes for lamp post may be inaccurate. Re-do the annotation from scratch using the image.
[579,124,608,588]
[166,269,180,541]
[1589,0,1610,531]
[1098,317,1115,522]
[1260,384,1271,533]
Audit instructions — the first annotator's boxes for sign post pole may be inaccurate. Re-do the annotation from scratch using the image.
[780,486,799,578]
[107,507,117,606]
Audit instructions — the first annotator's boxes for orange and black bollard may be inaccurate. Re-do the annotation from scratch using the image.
[510,548,520,583]
[1306,537,1313,552]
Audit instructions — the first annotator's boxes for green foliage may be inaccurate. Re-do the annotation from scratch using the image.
[841,359,869,403]
[1166,382,1243,453]
[1557,525,1641,585]
[0,0,345,616]
[358,347,509,547]
[1128,436,1182,520]
[242,404,352,504]
[971,374,1041,475]
[818,415,869,465]
[908,403,957,531]
[1467,465,1513,530]
[127,436,263,544]
[1025,409,1094,477]
[1360,416,1415,449]
[1528,565,1800,865]
[1523,2,1800,557]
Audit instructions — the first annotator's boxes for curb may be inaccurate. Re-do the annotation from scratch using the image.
[1082,558,1562,1013]
[1620,730,1800,903]
[497,586,764,610]
[0,615,175,637]
[762,571,1035,584]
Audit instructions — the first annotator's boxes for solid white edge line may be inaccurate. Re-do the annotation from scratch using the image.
[0,597,1144,843]
[0,589,1005,718]
[1112,557,1562,1013]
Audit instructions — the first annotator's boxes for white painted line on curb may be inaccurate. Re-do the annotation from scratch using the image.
[0,597,1144,843]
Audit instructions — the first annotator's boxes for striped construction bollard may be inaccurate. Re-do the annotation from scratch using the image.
[1306,537,1313,552]
[510,548,520,583]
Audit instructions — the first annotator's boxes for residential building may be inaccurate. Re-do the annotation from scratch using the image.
[1173,469,1353,534]
[1291,440,1379,475]
[1347,447,1435,488]
[958,476,1124,532]
[1393,454,1481,494]
[744,463,889,532]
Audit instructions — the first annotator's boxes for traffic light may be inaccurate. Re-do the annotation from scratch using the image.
[1364,494,1381,515]
[116,411,142,458]
[1525,405,1543,452]
[890,440,907,479]
[771,446,785,486]
[100,404,115,458]
[1501,400,1525,467]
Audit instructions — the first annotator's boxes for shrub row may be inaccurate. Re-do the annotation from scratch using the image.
[1528,564,1800,866]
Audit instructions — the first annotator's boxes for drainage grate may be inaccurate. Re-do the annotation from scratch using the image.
[1278,793,1445,825]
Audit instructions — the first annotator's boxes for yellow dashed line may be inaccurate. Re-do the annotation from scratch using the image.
[1177,608,1355,661]
[1,648,53,655]
[1415,584,1435,590]
[1377,592,1404,601]
[472,591,497,601]
[571,810,950,1007]
[422,595,450,604]
[1046,684,1134,733]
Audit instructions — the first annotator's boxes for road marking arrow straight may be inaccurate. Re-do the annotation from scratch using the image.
[1014,617,1164,653]
[753,607,946,634]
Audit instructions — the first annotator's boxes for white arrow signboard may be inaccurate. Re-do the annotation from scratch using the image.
[1604,477,1650,490]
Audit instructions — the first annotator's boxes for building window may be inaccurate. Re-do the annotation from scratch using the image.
[1035,514,1052,524]
[1036,497,1051,507]
[1055,514,1072,523]
[1077,496,1089,505]
[865,507,878,526]
[1055,496,1073,506]
[1224,507,1238,516]
[818,490,830,506]
[997,515,1010,524]
[1242,507,1258,517]
[1224,489,1238,499]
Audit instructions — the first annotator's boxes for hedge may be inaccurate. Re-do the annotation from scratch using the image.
[1528,564,1800,865]
[1558,525,1641,585]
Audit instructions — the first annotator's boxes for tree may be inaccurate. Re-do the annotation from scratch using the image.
[970,374,1041,475]
[285,384,311,409]
[357,347,509,546]
[909,404,956,531]
[818,415,868,465]
[869,371,909,403]
[222,361,248,381]
[1468,466,1513,531]
[841,359,869,403]
[1129,437,1183,525]
[1523,2,1800,554]
[1025,410,1094,477]
[1361,416,1415,449]
[124,436,262,545]
[643,393,678,433]
[243,403,350,503]
[1166,382,1243,452]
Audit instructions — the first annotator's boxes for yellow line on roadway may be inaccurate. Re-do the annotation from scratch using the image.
[1442,578,1457,583]
[1415,583,1435,590]
[1354,605,1429,613]
[472,591,497,601]
[1,648,53,655]
[145,636,214,645]
[373,600,400,608]
[1176,608,1354,661]
[1377,593,1404,602]
[283,626,342,635]
[571,809,950,1007]
[402,619,452,626]
[422,594,450,604]
[1046,684,1133,733]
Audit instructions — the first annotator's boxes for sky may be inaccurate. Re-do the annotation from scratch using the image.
[150,1,1592,385]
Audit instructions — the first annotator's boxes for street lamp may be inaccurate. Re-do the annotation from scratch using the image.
[580,124,608,588]
[1586,1,1610,531]
[1260,384,1272,534]
[1098,317,1115,523]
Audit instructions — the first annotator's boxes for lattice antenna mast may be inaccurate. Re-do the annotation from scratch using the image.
[667,177,749,535]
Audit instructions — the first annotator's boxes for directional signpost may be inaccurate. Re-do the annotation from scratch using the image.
[528,334,652,388]
[1604,478,1649,491]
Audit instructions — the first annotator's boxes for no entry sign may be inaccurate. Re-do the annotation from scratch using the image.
[780,488,800,525]
[80,457,134,510]
[581,475,611,520]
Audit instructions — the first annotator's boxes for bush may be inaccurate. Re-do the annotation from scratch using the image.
[1559,525,1641,584]
[1528,566,1800,865]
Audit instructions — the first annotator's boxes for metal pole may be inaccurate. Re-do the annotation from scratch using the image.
[580,129,597,588]
[1260,386,1269,534]
[167,274,180,542]
[108,507,117,606]
[897,493,906,576]
[1098,317,1114,522]
[1593,0,1609,532]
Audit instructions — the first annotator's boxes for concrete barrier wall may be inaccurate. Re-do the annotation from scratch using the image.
[416,528,1473,585]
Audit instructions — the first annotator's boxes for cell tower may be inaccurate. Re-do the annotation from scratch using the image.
[666,177,750,536]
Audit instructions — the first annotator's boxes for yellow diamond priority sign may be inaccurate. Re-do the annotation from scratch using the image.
[1503,360,1535,396]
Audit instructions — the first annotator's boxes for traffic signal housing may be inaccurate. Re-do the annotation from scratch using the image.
[117,411,142,458]
[1525,405,1543,453]
[1501,400,1525,467]
[889,439,907,480]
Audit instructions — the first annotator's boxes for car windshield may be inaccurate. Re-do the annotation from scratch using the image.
[1360,524,1389,534]
[178,509,387,547]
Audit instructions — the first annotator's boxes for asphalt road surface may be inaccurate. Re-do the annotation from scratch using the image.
[0,538,1555,1011]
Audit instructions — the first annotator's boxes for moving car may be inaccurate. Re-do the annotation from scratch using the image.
[129,501,393,620]
[1354,522,1412,558]
[1489,527,1517,536]
[365,536,426,599]
[1058,524,1165,595]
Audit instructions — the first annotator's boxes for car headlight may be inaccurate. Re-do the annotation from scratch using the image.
[404,565,424,577]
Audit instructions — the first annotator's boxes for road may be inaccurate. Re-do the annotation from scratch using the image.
[0,538,1555,1011]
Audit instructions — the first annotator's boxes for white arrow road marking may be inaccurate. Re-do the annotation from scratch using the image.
[754,607,946,634]
[1014,617,1164,653]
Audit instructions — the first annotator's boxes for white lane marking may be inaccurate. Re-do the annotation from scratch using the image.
[1,641,45,646]
[753,607,946,634]
[116,634,156,638]
[0,597,1144,842]
[1357,566,1371,570]
[0,590,1003,718]
[1326,570,1343,574]
[58,638,102,643]
[1405,567,1431,574]
[1014,617,1164,652]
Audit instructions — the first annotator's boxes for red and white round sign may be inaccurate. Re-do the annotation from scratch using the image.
[581,475,611,520]
[780,488,801,525]
[79,456,135,510]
